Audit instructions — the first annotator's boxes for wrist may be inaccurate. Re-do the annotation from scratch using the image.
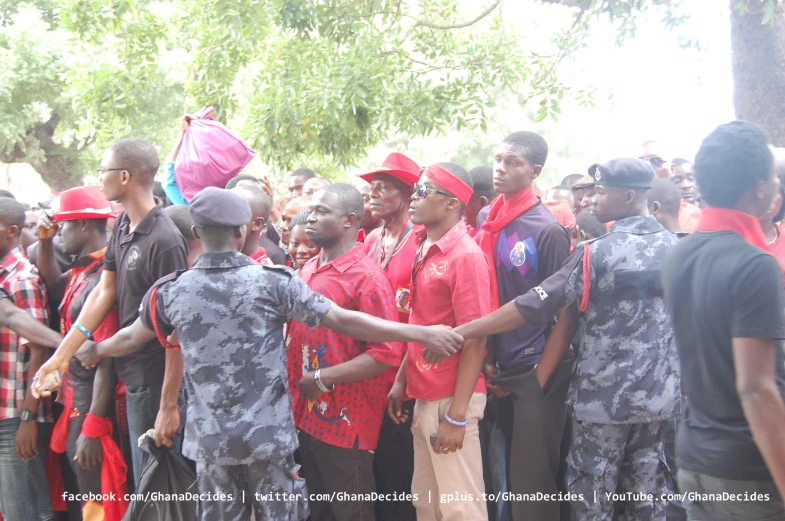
[444,410,469,426]
[20,408,36,422]
[318,368,336,390]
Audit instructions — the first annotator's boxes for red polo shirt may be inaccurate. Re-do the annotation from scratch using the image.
[287,245,404,450]
[364,223,419,323]
[406,220,490,401]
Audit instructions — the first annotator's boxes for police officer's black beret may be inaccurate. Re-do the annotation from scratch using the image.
[588,158,655,189]
[189,187,252,228]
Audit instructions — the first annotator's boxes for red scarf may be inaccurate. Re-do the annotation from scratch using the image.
[477,187,540,309]
[696,207,771,252]
[81,413,128,521]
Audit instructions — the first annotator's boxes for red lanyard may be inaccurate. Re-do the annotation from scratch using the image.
[60,257,102,333]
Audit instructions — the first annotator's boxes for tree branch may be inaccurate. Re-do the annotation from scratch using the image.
[414,0,501,30]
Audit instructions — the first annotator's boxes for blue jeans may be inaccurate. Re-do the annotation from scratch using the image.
[0,418,53,521]
[125,385,186,489]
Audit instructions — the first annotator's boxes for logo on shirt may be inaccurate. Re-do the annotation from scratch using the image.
[510,242,526,267]
[126,245,142,271]
[534,286,548,300]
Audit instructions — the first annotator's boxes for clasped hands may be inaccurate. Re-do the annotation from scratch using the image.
[420,325,465,364]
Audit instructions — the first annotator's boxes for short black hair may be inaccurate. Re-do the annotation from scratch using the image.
[290,168,316,180]
[468,166,495,200]
[560,174,584,188]
[671,158,692,168]
[164,205,196,242]
[321,183,364,219]
[290,210,311,229]
[502,131,548,167]
[576,212,606,240]
[232,184,272,221]
[109,138,159,184]
[0,197,26,228]
[225,174,261,190]
[436,162,472,214]
[0,190,15,200]
[695,121,773,209]
[648,178,682,217]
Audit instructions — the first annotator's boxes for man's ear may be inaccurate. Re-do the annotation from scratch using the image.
[343,213,358,229]
[650,201,661,216]
[479,196,489,208]
[532,165,543,180]
[579,229,586,241]
[6,224,19,239]
[192,226,201,240]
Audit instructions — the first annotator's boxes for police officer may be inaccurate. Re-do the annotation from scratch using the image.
[64,187,463,521]
[422,159,680,521]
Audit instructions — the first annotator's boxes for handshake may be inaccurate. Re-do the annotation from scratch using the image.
[419,325,466,364]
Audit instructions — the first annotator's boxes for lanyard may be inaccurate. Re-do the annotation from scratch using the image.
[60,257,103,333]
[409,240,429,311]
[374,221,413,272]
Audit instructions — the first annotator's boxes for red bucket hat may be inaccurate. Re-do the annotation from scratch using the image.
[357,152,420,187]
[53,186,116,221]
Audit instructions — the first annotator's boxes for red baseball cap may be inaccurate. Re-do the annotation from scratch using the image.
[53,186,116,221]
[356,152,420,187]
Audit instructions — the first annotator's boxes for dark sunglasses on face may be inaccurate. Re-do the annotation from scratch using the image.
[413,183,452,199]
[639,156,666,167]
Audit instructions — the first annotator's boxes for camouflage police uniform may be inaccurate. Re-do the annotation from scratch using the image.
[514,159,681,521]
[139,187,333,521]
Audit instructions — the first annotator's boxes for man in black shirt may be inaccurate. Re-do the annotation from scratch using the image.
[662,121,785,520]
[36,138,189,487]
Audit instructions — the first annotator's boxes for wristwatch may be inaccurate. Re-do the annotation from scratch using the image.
[20,409,34,422]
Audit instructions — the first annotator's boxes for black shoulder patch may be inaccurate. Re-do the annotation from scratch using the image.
[152,269,188,289]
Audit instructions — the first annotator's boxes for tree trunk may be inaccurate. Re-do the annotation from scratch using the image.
[730,0,785,145]
[0,113,83,192]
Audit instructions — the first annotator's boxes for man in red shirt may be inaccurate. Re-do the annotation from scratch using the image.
[231,185,273,265]
[388,163,491,521]
[288,183,405,521]
[35,186,127,521]
[357,152,421,521]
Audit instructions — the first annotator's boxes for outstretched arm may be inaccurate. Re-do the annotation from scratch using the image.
[75,318,156,369]
[0,299,62,348]
[321,305,462,352]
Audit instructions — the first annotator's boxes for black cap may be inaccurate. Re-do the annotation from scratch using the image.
[588,158,655,189]
[189,187,252,227]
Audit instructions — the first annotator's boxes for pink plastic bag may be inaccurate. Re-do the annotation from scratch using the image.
[174,107,256,201]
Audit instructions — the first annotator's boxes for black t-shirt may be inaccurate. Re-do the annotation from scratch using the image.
[259,235,287,266]
[662,231,785,481]
[104,205,188,386]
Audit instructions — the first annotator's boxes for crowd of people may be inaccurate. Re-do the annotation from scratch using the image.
[0,118,784,521]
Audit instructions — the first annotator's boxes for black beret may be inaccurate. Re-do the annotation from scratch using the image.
[189,187,252,227]
[589,158,655,189]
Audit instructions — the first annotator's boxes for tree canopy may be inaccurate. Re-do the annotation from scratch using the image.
[0,0,781,191]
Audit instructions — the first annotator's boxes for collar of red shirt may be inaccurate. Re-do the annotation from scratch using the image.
[0,247,26,276]
[304,243,366,276]
[414,219,470,257]
[249,247,268,262]
[69,247,107,270]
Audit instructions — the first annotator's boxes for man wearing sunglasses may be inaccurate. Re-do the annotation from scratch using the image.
[387,162,491,521]
[640,142,702,233]
[638,141,672,179]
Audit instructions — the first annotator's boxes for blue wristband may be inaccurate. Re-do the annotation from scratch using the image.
[73,324,93,341]
[444,411,469,427]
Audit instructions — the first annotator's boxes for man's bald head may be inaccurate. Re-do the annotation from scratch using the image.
[281,195,312,245]
[231,184,271,221]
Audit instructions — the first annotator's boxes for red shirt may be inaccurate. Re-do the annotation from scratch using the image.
[364,223,420,323]
[249,247,273,266]
[679,199,702,234]
[407,221,490,401]
[287,245,404,450]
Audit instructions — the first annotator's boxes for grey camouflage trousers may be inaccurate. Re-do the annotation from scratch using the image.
[196,453,309,521]
[567,419,669,521]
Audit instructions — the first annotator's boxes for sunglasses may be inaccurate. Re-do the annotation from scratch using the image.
[639,156,666,167]
[413,183,452,199]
